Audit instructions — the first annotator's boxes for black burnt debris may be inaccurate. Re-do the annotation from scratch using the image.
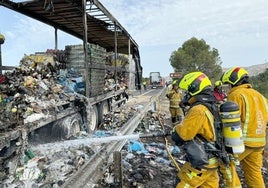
[0,45,130,184]
[1,89,268,187]
[1,56,267,187]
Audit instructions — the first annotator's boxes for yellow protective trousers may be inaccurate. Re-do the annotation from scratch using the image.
[238,147,265,188]
[176,162,219,188]
[169,107,183,117]
[218,160,241,188]
[169,107,183,123]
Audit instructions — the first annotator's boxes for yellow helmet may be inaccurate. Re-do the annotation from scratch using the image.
[179,72,212,96]
[221,67,248,85]
[214,80,222,87]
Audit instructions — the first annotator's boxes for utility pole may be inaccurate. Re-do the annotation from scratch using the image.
[0,33,5,75]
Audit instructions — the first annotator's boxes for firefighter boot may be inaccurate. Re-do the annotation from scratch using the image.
[171,117,177,124]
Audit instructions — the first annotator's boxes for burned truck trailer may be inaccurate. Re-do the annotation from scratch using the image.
[0,0,142,180]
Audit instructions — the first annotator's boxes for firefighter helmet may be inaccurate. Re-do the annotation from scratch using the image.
[179,72,212,96]
[172,80,178,85]
[221,67,248,85]
[214,80,223,87]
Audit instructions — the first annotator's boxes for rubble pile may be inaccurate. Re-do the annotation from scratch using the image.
[0,100,147,187]
[2,143,96,187]
[99,107,137,130]
[120,141,179,187]
[0,54,76,130]
[0,49,129,130]
[1,87,267,188]
[97,96,268,188]
[98,110,180,188]
[103,71,128,92]
[0,43,132,186]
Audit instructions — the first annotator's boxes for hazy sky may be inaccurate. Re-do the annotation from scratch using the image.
[1,0,268,77]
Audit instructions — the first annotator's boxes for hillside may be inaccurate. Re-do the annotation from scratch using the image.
[163,62,268,80]
[223,62,268,77]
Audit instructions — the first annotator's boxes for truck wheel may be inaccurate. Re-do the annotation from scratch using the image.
[87,105,98,133]
[67,114,81,138]
[52,114,82,139]
[98,100,110,125]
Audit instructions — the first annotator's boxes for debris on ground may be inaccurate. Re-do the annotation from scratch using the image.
[1,91,267,188]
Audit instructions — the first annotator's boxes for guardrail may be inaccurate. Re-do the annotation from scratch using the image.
[62,89,165,187]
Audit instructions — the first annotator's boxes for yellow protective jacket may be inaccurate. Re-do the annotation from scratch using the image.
[174,104,216,142]
[228,84,268,148]
[173,104,218,169]
[166,89,182,108]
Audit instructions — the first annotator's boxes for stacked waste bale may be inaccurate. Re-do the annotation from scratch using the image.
[106,52,130,90]
[65,44,130,96]
[65,44,107,96]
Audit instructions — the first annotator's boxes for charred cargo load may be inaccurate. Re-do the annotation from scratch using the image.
[64,44,130,96]
[0,43,141,179]
[0,0,142,181]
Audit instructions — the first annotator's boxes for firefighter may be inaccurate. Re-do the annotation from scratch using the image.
[221,67,268,188]
[171,72,242,188]
[171,72,220,187]
[213,80,227,103]
[143,80,147,90]
[212,80,242,188]
[166,80,183,124]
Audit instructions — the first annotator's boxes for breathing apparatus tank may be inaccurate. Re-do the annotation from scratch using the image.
[219,101,245,154]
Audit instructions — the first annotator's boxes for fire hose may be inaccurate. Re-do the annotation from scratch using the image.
[154,94,182,172]
[138,130,171,138]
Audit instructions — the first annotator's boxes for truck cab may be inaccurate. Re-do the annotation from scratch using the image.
[149,72,163,89]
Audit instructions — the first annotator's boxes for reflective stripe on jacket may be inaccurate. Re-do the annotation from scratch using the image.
[228,84,268,147]
[174,104,216,142]
[173,104,218,169]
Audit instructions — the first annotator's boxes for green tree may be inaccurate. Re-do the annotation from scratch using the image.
[250,68,268,98]
[169,37,223,81]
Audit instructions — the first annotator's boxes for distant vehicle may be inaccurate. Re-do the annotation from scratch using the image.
[149,72,164,89]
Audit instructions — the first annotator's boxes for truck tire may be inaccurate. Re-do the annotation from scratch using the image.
[87,105,98,133]
[52,113,82,139]
[98,100,110,125]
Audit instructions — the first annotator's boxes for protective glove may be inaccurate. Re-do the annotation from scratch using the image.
[179,101,187,108]
[171,128,184,146]
[166,94,170,99]
[179,92,191,108]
